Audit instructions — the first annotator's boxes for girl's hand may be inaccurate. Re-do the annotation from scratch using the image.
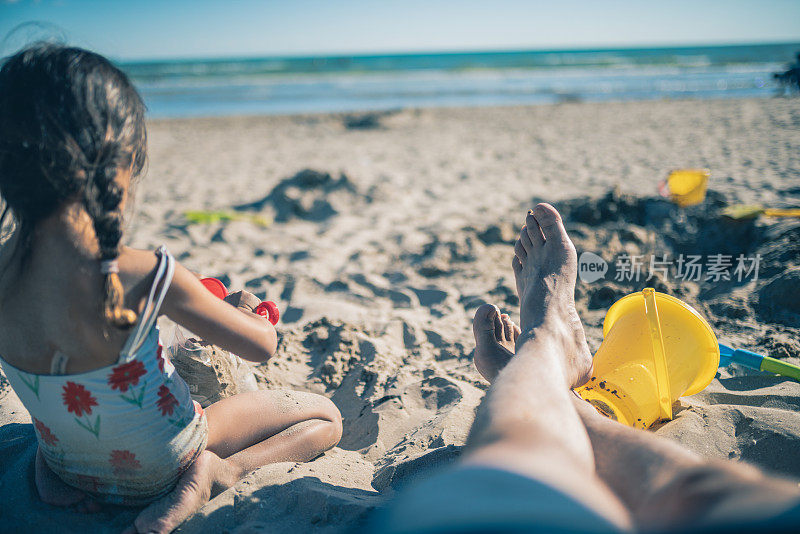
[223,290,262,314]
[162,263,278,363]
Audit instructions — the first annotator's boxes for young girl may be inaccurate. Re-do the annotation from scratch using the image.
[0,44,342,533]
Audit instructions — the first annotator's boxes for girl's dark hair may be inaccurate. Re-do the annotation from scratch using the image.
[0,43,147,328]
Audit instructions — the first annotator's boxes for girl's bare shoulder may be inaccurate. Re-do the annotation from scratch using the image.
[117,247,163,312]
[118,247,200,311]
[118,246,160,276]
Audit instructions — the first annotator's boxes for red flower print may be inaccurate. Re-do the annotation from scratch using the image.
[62,382,98,417]
[33,417,59,446]
[109,450,141,475]
[156,344,170,373]
[75,474,103,492]
[107,360,146,392]
[157,385,178,416]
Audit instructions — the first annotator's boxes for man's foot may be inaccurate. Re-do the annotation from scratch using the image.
[125,451,240,534]
[472,302,589,387]
[472,304,520,382]
[511,203,592,388]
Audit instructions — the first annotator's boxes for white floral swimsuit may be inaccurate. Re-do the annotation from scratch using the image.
[0,247,208,505]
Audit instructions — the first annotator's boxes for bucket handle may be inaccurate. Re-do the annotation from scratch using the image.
[643,288,673,421]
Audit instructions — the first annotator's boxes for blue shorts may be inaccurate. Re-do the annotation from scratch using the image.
[367,466,620,534]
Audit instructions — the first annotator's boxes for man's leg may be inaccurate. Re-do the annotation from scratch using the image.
[573,395,800,531]
[465,204,632,530]
[473,304,800,532]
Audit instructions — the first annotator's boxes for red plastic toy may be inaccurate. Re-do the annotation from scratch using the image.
[254,301,280,325]
[200,277,280,325]
[200,277,228,299]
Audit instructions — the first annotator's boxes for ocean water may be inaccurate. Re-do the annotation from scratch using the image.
[120,43,800,118]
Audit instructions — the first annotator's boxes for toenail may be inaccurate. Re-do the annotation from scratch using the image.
[534,205,555,219]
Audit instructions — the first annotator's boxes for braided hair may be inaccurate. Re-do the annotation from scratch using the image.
[0,43,147,328]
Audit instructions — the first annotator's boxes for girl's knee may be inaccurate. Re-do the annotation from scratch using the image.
[294,391,341,423]
[321,415,343,450]
[307,396,342,449]
[320,396,342,423]
[270,390,343,449]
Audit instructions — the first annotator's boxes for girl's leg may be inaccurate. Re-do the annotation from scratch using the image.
[204,389,343,472]
[129,390,341,533]
[35,446,85,506]
[36,447,106,513]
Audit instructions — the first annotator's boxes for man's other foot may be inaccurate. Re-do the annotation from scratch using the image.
[472,304,520,382]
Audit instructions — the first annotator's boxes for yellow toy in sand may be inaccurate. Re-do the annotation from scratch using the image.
[659,168,710,207]
[721,204,800,220]
[576,288,719,429]
[659,170,800,219]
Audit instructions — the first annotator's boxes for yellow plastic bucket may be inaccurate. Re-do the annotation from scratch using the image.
[660,169,710,207]
[576,288,719,429]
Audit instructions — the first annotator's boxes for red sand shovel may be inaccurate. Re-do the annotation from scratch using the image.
[200,277,280,325]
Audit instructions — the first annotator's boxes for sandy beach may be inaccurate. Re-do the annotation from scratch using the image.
[1,97,799,532]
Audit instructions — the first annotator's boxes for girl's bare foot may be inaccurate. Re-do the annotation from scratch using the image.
[125,451,241,534]
[474,204,592,388]
[35,447,87,507]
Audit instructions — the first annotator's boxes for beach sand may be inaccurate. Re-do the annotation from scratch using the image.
[1,97,799,532]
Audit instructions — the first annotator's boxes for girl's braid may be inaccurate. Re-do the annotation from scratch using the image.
[83,152,137,327]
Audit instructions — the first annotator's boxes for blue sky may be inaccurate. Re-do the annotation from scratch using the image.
[1,0,799,60]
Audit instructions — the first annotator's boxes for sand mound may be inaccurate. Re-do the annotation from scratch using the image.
[757,267,800,327]
[234,169,363,223]
[342,111,396,131]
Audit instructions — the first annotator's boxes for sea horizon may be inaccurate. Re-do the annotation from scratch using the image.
[119,42,800,118]
[117,40,800,65]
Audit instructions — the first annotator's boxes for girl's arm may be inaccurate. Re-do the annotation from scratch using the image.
[161,261,278,363]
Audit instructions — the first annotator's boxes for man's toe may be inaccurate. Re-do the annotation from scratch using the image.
[533,203,568,243]
[473,304,500,343]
